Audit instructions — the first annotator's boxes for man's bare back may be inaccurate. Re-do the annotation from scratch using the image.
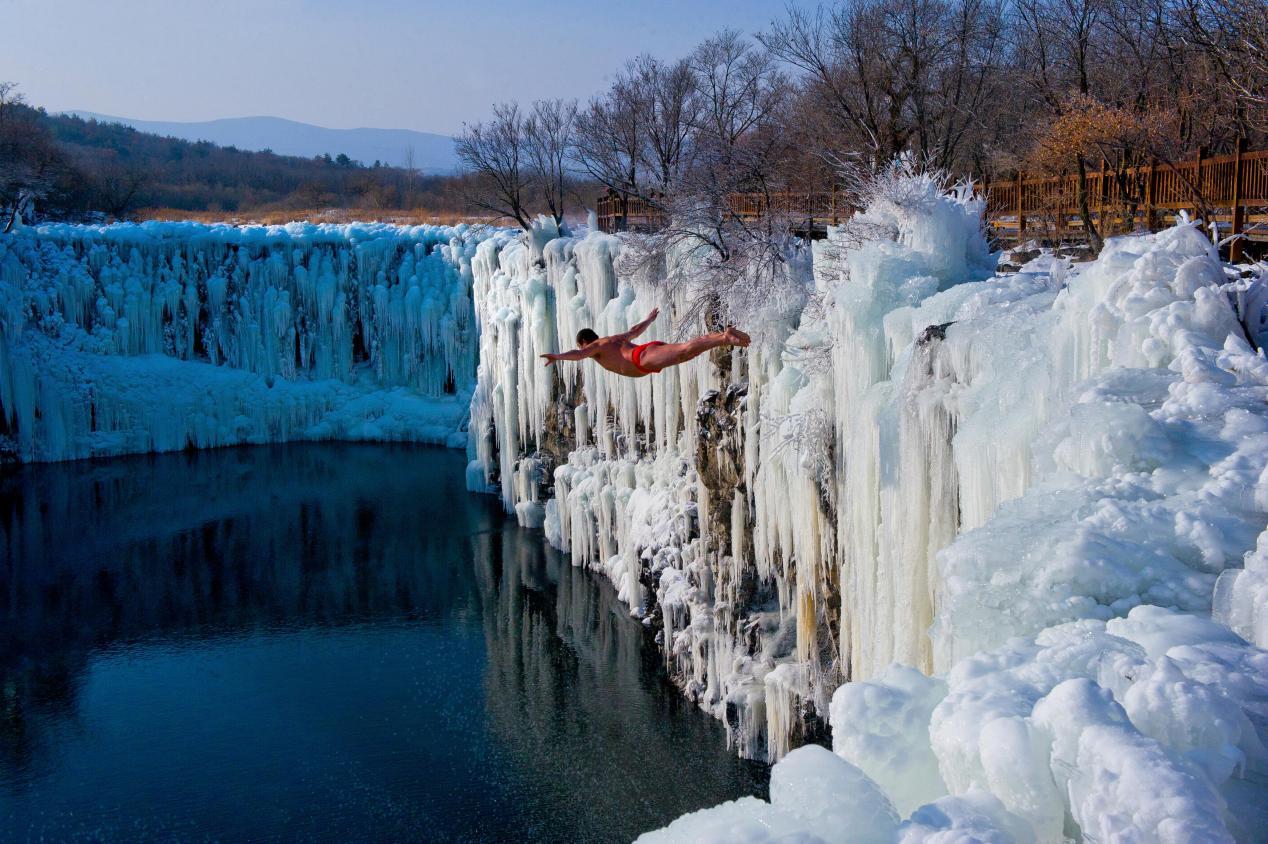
[540,308,750,378]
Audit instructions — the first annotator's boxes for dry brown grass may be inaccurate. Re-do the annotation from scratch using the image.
[135,207,504,227]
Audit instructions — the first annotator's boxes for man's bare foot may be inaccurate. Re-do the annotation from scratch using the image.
[723,327,751,347]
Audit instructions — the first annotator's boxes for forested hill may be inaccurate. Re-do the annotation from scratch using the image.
[64,111,458,173]
[6,103,469,221]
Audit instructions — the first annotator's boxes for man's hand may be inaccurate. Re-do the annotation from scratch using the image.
[624,307,661,340]
[540,353,556,367]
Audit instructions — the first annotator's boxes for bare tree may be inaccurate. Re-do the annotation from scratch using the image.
[92,153,150,219]
[762,0,1008,173]
[636,56,700,193]
[625,32,806,337]
[573,68,647,197]
[524,99,577,227]
[0,82,66,231]
[1008,0,1112,247]
[456,0,1265,258]
[0,81,20,122]
[1174,0,1268,134]
[402,144,418,208]
[573,54,701,202]
[455,102,534,230]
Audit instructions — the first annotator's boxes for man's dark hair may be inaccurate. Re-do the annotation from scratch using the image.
[576,328,599,346]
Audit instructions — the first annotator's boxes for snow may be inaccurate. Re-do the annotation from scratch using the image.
[1216,528,1268,648]
[923,609,1265,842]
[896,791,1035,844]
[0,220,482,460]
[829,665,948,816]
[636,745,900,844]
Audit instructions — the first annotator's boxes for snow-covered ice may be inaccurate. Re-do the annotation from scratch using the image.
[1,221,482,460]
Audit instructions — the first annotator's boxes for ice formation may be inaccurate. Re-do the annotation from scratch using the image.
[637,745,901,844]
[463,178,1268,840]
[0,221,480,460]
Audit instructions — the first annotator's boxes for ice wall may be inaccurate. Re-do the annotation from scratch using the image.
[0,221,481,461]
[467,218,801,758]
[468,187,1268,840]
[466,185,1000,759]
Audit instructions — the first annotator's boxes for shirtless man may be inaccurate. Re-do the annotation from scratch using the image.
[540,308,750,377]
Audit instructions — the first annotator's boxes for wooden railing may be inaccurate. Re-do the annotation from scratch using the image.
[982,140,1268,259]
[595,190,847,238]
[595,193,667,233]
[595,140,1268,259]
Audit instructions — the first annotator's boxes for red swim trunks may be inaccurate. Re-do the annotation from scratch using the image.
[631,341,666,374]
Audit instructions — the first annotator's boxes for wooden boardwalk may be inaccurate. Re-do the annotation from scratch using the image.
[595,140,1268,259]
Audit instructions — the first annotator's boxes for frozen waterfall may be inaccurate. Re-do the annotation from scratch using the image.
[0,221,481,461]
[465,188,1268,841]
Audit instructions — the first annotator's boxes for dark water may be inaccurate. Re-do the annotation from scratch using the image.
[0,444,766,843]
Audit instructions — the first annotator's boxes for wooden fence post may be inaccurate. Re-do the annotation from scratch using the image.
[1195,145,1207,224]
[1099,157,1109,233]
[1145,158,1157,231]
[980,177,990,235]
[1015,170,1025,242]
[1231,136,1247,263]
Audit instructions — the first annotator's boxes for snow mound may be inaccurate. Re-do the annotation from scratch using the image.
[637,745,899,844]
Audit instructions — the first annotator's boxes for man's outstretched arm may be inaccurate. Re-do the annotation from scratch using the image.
[621,307,660,341]
[541,346,597,366]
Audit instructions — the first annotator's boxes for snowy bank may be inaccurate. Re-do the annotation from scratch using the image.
[0,221,483,460]
[465,179,1268,841]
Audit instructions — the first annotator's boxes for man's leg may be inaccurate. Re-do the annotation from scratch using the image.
[638,328,749,371]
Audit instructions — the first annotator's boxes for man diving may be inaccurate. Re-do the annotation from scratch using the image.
[539,307,750,377]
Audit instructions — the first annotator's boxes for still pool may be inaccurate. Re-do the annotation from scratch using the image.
[0,444,766,843]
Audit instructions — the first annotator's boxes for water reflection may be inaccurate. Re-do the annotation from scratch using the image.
[0,444,764,843]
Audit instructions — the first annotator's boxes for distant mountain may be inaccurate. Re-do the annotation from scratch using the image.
[62,112,458,173]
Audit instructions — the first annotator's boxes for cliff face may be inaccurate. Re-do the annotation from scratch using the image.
[467,169,1268,844]
[464,182,1002,760]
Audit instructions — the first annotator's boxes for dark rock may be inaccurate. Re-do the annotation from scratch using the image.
[695,383,758,636]
[1007,247,1042,266]
[533,368,586,498]
[0,436,19,467]
[917,322,954,345]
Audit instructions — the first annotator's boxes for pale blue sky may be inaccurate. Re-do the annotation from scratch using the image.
[1,0,803,134]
